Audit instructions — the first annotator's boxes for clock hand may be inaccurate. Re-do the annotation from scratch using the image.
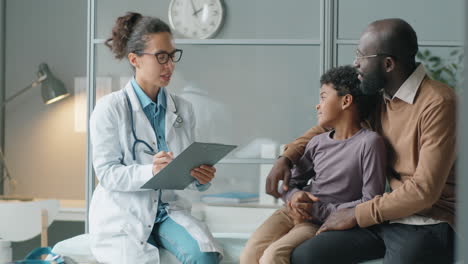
[193,7,204,16]
[189,0,197,14]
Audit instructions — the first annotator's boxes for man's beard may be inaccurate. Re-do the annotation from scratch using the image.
[360,67,387,95]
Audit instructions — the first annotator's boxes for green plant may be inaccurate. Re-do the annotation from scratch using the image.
[416,48,464,93]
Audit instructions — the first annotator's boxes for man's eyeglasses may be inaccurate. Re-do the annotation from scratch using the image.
[355,49,395,61]
[136,49,183,64]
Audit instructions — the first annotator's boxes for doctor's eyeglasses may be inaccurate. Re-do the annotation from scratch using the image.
[136,49,183,64]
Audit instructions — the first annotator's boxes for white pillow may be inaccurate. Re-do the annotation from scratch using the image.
[52,234,181,264]
[52,234,97,263]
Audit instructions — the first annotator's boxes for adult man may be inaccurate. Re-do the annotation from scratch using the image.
[266,18,456,263]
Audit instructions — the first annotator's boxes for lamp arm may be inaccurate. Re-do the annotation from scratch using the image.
[0,148,12,183]
[0,74,46,190]
[0,74,47,187]
[1,74,47,107]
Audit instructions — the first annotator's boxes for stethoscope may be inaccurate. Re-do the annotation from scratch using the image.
[124,90,183,161]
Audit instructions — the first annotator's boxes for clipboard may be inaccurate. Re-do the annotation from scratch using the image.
[141,142,237,190]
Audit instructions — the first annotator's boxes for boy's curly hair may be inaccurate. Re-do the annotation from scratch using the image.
[320,65,378,121]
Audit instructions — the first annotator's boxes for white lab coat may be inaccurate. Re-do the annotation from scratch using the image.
[88,82,222,264]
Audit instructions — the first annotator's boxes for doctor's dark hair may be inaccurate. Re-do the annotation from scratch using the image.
[105,12,172,60]
[320,65,378,121]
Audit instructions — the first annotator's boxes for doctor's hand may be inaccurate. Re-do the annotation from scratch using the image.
[152,151,174,175]
[266,156,293,198]
[191,165,216,185]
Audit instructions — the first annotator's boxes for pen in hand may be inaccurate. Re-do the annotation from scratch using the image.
[143,149,157,156]
[149,150,174,175]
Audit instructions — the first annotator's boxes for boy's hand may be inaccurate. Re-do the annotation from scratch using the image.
[288,191,320,221]
[287,203,306,224]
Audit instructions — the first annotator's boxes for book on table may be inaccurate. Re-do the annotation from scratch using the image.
[201,192,259,204]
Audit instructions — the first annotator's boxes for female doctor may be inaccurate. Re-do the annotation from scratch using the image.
[89,12,222,264]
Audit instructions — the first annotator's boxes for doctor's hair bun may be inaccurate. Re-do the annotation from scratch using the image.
[105,12,172,60]
[105,12,143,59]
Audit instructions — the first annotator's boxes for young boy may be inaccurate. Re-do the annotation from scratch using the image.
[240,65,387,264]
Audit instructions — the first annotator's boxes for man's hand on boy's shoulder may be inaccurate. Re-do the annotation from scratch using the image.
[266,156,293,198]
[316,207,357,235]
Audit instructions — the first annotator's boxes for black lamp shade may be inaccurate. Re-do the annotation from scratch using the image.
[38,63,69,104]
